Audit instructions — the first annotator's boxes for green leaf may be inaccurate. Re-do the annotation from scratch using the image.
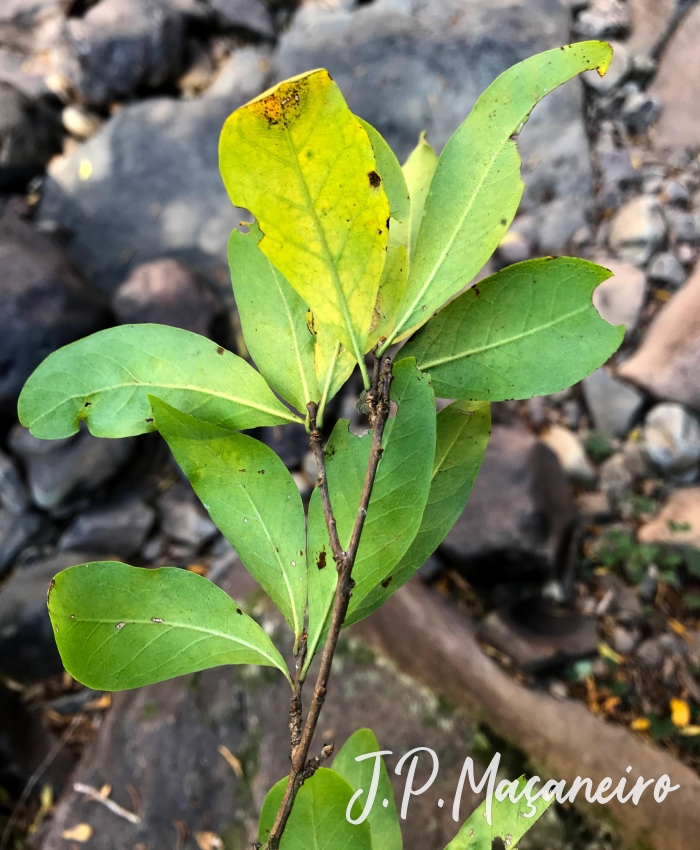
[388,41,613,344]
[346,400,490,626]
[314,327,357,412]
[219,69,390,375]
[18,324,301,440]
[368,245,408,351]
[258,768,372,850]
[228,224,319,414]
[333,729,402,850]
[357,117,410,225]
[306,358,435,665]
[390,132,438,262]
[444,775,553,850]
[402,257,624,401]
[151,398,307,639]
[48,561,290,690]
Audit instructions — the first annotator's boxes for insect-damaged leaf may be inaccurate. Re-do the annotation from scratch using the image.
[305,358,435,666]
[151,398,307,639]
[333,729,402,850]
[402,257,624,401]
[444,775,553,850]
[346,400,490,627]
[48,561,290,690]
[229,224,319,415]
[388,41,613,345]
[18,324,300,440]
[219,69,390,370]
[258,768,372,850]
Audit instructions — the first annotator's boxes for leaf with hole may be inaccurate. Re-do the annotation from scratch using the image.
[387,41,613,345]
[445,775,553,850]
[151,398,307,639]
[346,400,490,626]
[220,69,390,373]
[258,768,372,850]
[228,223,319,414]
[402,257,623,401]
[48,561,290,690]
[18,324,300,440]
[333,729,402,850]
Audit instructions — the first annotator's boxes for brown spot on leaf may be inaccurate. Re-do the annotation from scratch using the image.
[317,550,327,570]
[84,401,91,407]
[146,418,154,423]
[216,346,224,355]
[381,576,393,588]
[509,132,518,142]
[368,170,381,188]
[257,469,265,475]
[473,286,481,298]
[236,608,243,615]
[250,79,307,128]
[500,219,507,226]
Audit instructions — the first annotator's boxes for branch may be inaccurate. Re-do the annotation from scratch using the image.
[265,355,394,849]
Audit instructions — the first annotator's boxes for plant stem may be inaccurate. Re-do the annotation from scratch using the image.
[264,355,393,850]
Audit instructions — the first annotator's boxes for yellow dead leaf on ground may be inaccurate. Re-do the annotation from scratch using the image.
[220,70,390,376]
[680,725,700,736]
[61,823,93,842]
[670,698,691,727]
[598,641,624,664]
[630,717,651,731]
[217,744,244,779]
[195,831,224,850]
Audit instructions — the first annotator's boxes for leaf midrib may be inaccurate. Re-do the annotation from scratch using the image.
[418,303,590,370]
[270,263,313,409]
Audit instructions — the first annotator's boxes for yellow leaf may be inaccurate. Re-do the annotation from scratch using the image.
[220,70,390,378]
[603,696,621,713]
[670,698,691,727]
[367,244,408,350]
[668,618,692,642]
[679,725,700,736]
[598,641,624,664]
[218,744,244,779]
[630,717,651,731]
[62,823,93,842]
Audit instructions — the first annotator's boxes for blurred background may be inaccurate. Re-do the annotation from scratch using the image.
[1,0,700,848]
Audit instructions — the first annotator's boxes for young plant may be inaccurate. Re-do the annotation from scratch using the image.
[19,42,620,848]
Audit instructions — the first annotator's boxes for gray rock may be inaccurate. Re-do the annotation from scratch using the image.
[209,0,275,37]
[573,0,630,38]
[0,447,28,515]
[0,80,60,190]
[592,257,647,334]
[439,427,577,584]
[666,208,700,244]
[541,425,596,488]
[0,508,41,576]
[611,624,640,654]
[0,0,64,53]
[643,402,700,477]
[61,104,103,140]
[582,368,645,437]
[255,423,308,471]
[53,0,185,108]
[479,601,599,673]
[112,258,224,337]
[648,251,686,289]
[621,90,661,134]
[38,47,269,293]
[609,195,667,266]
[58,495,156,559]
[0,47,51,98]
[157,482,217,547]
[599,452,634,503]
[9,423,134,512]
[661,179,691,207]
[577,490,612,522]
[0,209,109,415]
[635,633,685,669]
[0,551,91,683]
[275,0,596,253]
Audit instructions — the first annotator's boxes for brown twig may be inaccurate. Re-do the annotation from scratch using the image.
[265,355,394,849]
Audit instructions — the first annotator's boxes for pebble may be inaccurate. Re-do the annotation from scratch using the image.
[643,402,700,478]
[592,257,647,333]
[582,368,645,437]
[157,483,218,548]
[58,496,156,559]
[541,425,597,488]
[647,252,686,290]
[638,487,700,548]
[661,180,691,207]
[61,105,103,139]
[611,625,640,655]
[609,195,667,266]
[577,490,612,522]
[599,452,635,503]
[622,91,662,134]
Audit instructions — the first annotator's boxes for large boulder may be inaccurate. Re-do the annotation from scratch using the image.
[274,0,596,253]
[38,47,269,292]
[0,209,109,415]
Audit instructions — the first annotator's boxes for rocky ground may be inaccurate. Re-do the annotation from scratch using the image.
[2,0,700,848]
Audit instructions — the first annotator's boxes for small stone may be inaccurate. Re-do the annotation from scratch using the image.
[638,574,657,602]
[643,403,700,477]
[0,508,42,576]
[666,208,700,244]
[61,105,102,140]
[549,680,569,700]
[0,551,92,683]
[526,396,549,428]
[9,424,134,512]
[599,453,635,503]
[614,585,644,625]
[638,487,700,548]
[58,495,156,559]
[609,195,666,266]
[647,252,686,290]
[0,447,29,515]
[611,625,640,654]
[661,180,691,207]
[678,243,697,266]
[541,425,597,488]
[592,257,647,333]
[112,259,223,338]
[574,0,630,38]
[635,633,685,668]
[209,0,275,38]
[582,368,645,437]
[578,490,612,522]
[157,483,217,548]
[561,399,582,430]
[621,91,661,134]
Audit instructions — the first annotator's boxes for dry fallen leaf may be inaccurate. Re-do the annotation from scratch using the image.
[218,744,244,779]
[187,564,209,576]
[630,717,651,732]
[195,831,224,850]
[670,698,691,728]
[603,696,621,713]
[86,694,112,711]
[679,725,700,736]
[598,641,624,664]
[61,823,93,842]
